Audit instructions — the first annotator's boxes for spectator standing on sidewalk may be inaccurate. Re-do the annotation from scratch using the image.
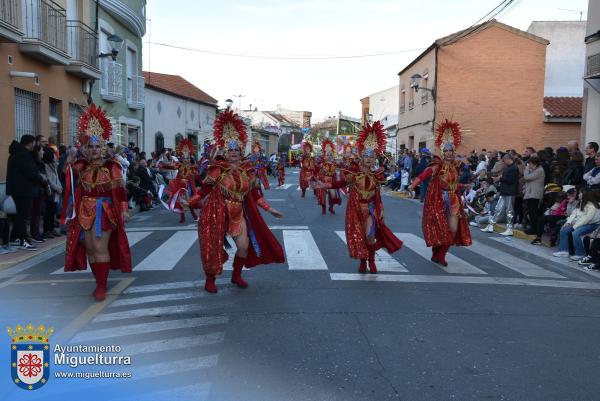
[42,148,62,238]
[584,142,599,174]
[29,144,47,243]
[562,150,584,187]
[549,147,569,185]
[5,135,45,250]
[523,156,545,235]
[482,153,518,236]
[414,148,431,202]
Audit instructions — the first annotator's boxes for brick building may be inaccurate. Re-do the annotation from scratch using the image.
[397,20,581,154]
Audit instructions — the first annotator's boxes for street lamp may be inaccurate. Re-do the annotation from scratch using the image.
[98,34,123,61]
[225,99,234,109]
[366,113,373,124]
[410,74,436,101]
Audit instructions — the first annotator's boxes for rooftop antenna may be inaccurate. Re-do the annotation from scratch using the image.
[558,8,585,21]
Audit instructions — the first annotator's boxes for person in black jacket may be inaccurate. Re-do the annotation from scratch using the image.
[562,150,584,187]
[584,142,598,174]
[5,135,46,250]
[482,153,518,236]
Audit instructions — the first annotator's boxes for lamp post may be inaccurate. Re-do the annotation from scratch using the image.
[87,34,124,104]
[410,74,436,101]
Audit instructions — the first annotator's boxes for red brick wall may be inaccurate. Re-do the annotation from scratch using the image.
[435,24,579,153]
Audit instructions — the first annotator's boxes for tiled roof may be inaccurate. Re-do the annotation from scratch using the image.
[143,71,218,106]
[543,97,583,118]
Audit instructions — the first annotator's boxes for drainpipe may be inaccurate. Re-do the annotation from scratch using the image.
[432,45,439,146]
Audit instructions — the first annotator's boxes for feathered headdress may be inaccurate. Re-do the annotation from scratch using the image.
[213,109,248,150]
[301,141,313,154]
[435,119,461,152]
[356,121,386,157]
[343,142,354,155]
[77,103,112,146]
[177,138,195,158]
[251,139,263,154]
[321,138,336,156]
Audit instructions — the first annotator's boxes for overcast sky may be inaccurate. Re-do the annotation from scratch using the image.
[143,0,588,122]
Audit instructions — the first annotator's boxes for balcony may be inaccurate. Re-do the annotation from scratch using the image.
[19,0,68,64]
[127,74,144,109]
[586,53,600,79]
[100,58,122,102]
[0,0,23,42]
[65,20,100,79]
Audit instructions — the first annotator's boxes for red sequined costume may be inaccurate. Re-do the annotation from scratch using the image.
[410,119,472,266]
[63,104,131,302]
[249,140,270,191]
[329,122,402,273]
[299,141,315,197]
[188,109,285,293]
[315,139,342,214]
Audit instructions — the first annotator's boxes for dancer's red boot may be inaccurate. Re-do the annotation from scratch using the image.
[90,262,110,301]
[431,246,440,263]
[328,197,336,214]
[368,244,377,274]
[321,204,326,214]
[231,255,248,288]
[205,274,218,293]
[358,259,367,273]
[438,245,449,267]
[301,189,306,197]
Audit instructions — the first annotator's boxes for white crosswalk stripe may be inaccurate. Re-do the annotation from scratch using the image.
[92,302,230,323]
[395,233,487,275]
[275,183,294,189]
[135,231,198,271]
[283,230,328,270]
[335,231,408,272]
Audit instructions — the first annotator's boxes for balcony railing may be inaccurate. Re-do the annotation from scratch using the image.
[587,53,600,78]
[127,74,145,109]
[22,0,67,53]
[0,0,23,32]
[67,20,97,68]
[100,58,123,102]
[408,100,415,110]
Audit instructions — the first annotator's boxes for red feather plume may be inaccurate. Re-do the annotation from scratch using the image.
[321,138,335,154]
[177,138,196,156]
[356,121,386,156]
[301,141,313,153]
[77,103,112,145]
[251,139,263,154]
[213,109,248,148]
[435,119,462,149]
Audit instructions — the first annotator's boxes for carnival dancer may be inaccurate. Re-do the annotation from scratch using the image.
[315,139,342,214]
[248,139,270,191]
[165,139,199,223]
[181,110,285,293]
[408,119,472,267]
[315,121,402,273]
[299,141,316,197]
[62,104,131,301]
[277,154,286,186]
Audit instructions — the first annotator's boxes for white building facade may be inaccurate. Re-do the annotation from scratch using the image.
[527,21,587,96]
[583,1,600,145]
[368,85,399,155]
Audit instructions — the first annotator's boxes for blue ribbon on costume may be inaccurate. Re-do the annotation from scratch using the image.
[243,205,261,257]
[95,197,112,238]
[442,190,450,218]
[368,202,376,240]
[188,181,193,197]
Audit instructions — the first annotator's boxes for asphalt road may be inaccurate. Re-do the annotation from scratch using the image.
[2,168,600,401]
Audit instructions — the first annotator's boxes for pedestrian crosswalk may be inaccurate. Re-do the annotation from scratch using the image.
[46,226,573,283]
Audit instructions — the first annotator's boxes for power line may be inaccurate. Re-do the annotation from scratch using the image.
[145,41,426,60]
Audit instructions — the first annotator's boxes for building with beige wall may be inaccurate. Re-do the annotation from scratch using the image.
[397,20,581,155]
[582,0,600,145]
[1,0,99,195]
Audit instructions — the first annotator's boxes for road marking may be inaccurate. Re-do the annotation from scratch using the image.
[468,240,564,278]
[330,273,600,290]
[109,291,221,307]
[276,184,294,190]
[123,280,230,294]
[71,316,229,342]
[92,302,229,323]
[267,225,309,230]
[264,198,286,202]
[0,245,64,277]
[53,277,136,343]
[134,231,198,271]
[120,332,225,356]
[132,355,218,380]
[335,231,408,272]
[0,275,28,288]
[130,214,152,221]
[126,225,308,232]
[283,230,328,270]
[395,233,487,275]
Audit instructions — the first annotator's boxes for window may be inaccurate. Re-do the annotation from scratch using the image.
[418,141,427,151]
[68,103,83,145]
[408,87,414,110]
[175,133,183,147]
[49,98,61,143]
[400,90,406,113]
[155,132,164,153]
[14,89,41,140]
[421,74,429,104]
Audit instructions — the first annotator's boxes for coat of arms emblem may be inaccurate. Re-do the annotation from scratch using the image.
[7,323,53,390]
